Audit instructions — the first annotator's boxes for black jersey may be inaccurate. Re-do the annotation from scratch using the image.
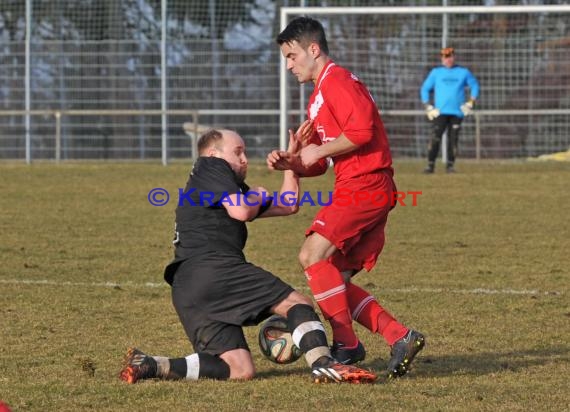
[165,156,295,349]
[164,157,250,284]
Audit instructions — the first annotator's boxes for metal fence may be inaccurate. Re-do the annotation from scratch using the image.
[1,1,569,163]
[2,108,569,162]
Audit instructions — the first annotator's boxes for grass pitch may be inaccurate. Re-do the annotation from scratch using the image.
[1,160,569,411]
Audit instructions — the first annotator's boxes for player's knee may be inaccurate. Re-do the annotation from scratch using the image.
[298,248,317,268]
[290,292,314,308]
[272,291,314,317]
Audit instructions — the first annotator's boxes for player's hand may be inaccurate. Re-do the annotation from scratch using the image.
[299,144,322,167]
[425,104,440,120]
[266,149,287,170]
[267,122,312,170]
[294,119,314,147]
[266,150,300,171]
[460,100,474,116]
[267,127,299,170]
[287,127,302,154]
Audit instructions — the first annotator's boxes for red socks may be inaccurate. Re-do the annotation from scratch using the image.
[304,260,358,347]
[305,261,409,347]
[346,282,408,346]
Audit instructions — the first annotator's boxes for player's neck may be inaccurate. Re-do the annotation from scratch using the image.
[312,57,332,84]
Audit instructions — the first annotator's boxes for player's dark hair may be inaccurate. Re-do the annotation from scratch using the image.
[198,129,223,155]
[276,16,329,55]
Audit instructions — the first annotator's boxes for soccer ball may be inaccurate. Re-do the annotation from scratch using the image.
[258,315,302,364]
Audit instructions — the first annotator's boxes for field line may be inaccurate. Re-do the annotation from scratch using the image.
[0,278,165,288]
[0,278,562,296]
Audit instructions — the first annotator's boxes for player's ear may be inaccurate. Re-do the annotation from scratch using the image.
[309,42,320,58]
[206,145,218,157]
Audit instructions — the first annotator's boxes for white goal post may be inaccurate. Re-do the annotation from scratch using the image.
[278,5,570,160]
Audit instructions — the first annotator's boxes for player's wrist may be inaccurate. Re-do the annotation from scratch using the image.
[316,145,327,160]
[284,169,300,180]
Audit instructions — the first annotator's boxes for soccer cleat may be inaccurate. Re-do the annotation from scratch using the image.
[446,166,456,174]
[386,330,425,379]
[119,347,157,384]
[423,166,434,174]
[330,341,366,365]
[312,361,377,384]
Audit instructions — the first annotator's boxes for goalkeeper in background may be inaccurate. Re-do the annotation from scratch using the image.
[420,47,480,174]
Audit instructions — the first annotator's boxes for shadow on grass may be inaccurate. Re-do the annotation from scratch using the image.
[371,345,570,378]
[255,345,570,380]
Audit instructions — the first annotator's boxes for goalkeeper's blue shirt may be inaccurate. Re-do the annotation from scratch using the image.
[420,65,480,118]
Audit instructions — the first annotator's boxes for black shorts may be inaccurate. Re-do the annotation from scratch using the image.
[171,254,294,356]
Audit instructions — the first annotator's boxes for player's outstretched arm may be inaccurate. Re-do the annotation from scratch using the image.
[255,169,300,218]
[224,171,300,221]
[257,129,301,218]
[225,129,304,221]
[222,189,269,222]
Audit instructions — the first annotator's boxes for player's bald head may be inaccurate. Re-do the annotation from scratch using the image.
[198,128,243,156]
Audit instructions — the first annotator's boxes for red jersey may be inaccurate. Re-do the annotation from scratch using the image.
[307,61,393,186]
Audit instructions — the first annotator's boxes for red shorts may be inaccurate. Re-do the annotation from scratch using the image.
[306,171,396,272]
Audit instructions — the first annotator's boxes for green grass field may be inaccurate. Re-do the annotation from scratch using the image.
[1,160,569,411]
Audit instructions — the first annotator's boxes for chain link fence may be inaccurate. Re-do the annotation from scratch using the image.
[1,0,569,162]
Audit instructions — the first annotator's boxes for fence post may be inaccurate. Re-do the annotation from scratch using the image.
[475,112,481,161]
[25,0,32,164]
[160,0,167,166]
[192,111,199,161]
[55,111,61,163]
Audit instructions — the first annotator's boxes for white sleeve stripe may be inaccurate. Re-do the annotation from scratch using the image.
[292,321,325,347]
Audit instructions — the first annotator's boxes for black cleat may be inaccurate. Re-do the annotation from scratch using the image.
[423,167,434,174]
[446,166,457,174]
[330,341,366,365]
[386,330,425,379]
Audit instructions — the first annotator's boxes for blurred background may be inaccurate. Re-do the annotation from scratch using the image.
[0,0,568,162]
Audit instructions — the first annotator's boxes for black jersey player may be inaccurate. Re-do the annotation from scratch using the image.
[120,126,377,384]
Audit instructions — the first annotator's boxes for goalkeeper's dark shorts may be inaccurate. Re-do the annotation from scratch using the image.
[170,254,294,356]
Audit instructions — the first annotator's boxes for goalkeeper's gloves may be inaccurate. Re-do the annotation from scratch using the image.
[424,104,440,121]
[461,99,475,116]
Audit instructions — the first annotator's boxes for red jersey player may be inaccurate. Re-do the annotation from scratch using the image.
[268,16,425,379]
